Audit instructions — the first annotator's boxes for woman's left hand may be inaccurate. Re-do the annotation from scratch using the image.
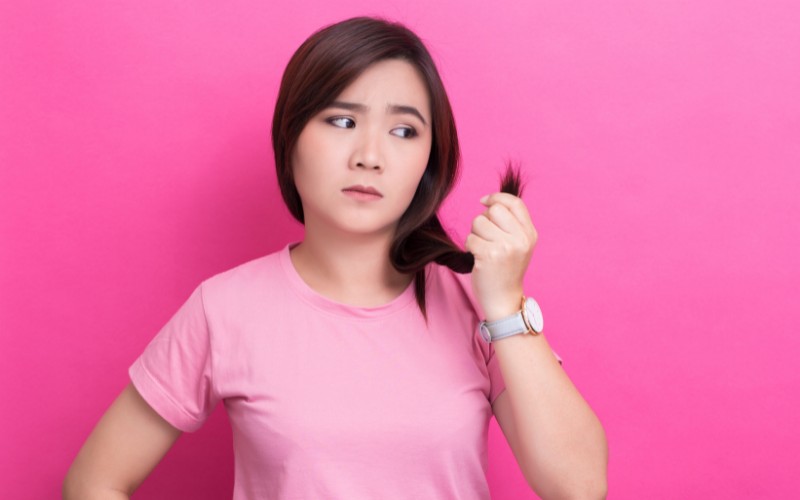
[465,192,538,321]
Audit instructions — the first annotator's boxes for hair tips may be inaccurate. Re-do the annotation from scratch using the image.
[400,160,527,320]
[499,159,525,198]
[272,16,529,321]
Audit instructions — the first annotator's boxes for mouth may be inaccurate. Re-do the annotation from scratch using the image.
[342,185,383,197]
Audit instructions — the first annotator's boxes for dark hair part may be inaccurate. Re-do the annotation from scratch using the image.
[271,16,524,319]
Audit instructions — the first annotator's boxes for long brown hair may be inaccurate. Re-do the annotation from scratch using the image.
[271,16,523,319]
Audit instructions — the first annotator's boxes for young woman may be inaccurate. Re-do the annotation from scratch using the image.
[64,16,608,500]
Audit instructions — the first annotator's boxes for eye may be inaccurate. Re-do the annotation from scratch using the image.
[327,116,355,129]
[391,126,418,139]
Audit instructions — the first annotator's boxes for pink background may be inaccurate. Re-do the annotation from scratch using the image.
[2,1,798,498]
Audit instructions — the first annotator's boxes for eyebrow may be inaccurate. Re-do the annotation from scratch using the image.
[327,100,427,126]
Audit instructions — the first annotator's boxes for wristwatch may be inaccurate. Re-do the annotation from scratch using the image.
[478,296,544,343]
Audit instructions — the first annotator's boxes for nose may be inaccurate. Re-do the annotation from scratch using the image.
[351,127,383,171]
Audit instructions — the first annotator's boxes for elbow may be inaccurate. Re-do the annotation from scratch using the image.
[568,431,608,499]
[62,472,130,500]
[577,483,608,500]
[528,475,607,500]
[527,434,609,500]
[565,421,608,499]
[63,461,90,500]
[572,440,609,499]
[567,477,608,500]
[62,477,85,500]
[593,481,609,500]
[62,468,82,500]
[62,472,90,500]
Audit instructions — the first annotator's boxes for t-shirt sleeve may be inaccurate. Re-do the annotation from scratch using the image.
[446,270,507,406]
[485,340,506,406]
[448,270,563,407]
[128,282,219,432]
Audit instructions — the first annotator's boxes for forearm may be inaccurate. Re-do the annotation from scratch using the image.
[487,303,608,498]
[466,191,607,496]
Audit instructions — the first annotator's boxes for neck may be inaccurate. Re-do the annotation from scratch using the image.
[289,221,412,307]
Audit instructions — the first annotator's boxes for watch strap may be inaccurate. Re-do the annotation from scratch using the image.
[483,312,530,341]
[479,296,540,343]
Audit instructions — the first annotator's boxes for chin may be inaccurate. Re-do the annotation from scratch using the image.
[303,208,401,238]
[332,220,398,238]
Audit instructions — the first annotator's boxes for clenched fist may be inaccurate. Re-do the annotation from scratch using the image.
[465,192,538,321]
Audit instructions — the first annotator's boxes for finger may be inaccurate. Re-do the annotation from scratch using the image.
[480,192,533,229]
[470,213,508,242]
[465,231,490,256]
[482,202,526,235]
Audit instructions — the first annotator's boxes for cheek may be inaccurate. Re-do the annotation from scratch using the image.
[289,149,315,201]
[408,143,431,184]
[291,132,324,183]
[398,162,428,202]
[292,124,324,168]
[288,149,302,185]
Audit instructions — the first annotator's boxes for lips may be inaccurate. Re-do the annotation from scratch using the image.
[342,185,383,197]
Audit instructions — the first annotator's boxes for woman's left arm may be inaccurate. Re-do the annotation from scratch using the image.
[466,192,608,499]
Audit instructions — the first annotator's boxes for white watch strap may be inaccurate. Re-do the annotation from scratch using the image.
[479,296,544,343]
[483,311,529,341]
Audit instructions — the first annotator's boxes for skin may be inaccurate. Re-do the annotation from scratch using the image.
[62,58,435,499]
[63,57,607,498]
[469,192,609,498]
[288,58,433,306]
[63,383,182,498]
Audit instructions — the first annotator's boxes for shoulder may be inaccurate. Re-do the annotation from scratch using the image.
[425,263,485,320]
[198,247,284,304]
[427,262,470,293]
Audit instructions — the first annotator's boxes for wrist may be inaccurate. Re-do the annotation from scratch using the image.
[482,291,524,322]
[479,295,545,343]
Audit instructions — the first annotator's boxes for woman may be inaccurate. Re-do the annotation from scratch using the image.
[64,16,607,499]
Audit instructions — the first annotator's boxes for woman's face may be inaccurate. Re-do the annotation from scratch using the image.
[291,58,433,240]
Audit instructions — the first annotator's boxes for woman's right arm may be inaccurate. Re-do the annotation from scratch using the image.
[63,382,183,499]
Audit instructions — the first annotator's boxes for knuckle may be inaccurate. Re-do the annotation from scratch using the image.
[471,217,482,232]
[487,204,503,217]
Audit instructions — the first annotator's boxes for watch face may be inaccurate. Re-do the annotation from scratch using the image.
[524,297,544,333]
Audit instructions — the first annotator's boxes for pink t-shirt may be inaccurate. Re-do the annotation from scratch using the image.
[129,242,541,499]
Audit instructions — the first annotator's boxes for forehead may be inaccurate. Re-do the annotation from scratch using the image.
[335,59,431,113]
